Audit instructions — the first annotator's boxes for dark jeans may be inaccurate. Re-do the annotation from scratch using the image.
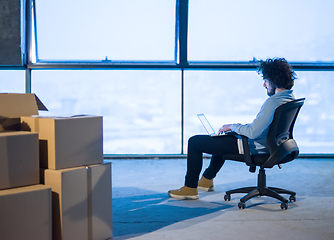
[185,134,239,188]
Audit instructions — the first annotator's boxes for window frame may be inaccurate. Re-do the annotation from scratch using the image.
[1,0,333,157]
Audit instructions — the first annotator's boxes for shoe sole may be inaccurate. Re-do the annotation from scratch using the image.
[168,192,199,200]
[197,186,215,192]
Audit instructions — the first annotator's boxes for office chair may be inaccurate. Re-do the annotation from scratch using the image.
[223,98,305,210]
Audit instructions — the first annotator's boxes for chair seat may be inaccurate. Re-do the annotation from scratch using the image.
[224,153,270,168]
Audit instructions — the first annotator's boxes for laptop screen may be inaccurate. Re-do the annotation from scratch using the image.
[197,114,216,135]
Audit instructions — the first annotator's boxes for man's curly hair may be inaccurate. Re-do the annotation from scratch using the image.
[257,58,296,90]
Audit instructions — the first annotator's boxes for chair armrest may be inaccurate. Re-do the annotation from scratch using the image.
[240,135,256,172]
[227,132,256,172]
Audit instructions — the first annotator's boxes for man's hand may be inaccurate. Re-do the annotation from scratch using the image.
[218,123,241,134]
[218,124,232,134]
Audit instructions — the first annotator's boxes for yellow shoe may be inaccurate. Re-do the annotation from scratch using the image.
[168,186,199,200]
[198,176,214,192]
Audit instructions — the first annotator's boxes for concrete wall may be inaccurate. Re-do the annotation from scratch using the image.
[0,0,23,66]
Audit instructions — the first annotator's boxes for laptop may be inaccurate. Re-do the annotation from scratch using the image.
[197,113,225,137]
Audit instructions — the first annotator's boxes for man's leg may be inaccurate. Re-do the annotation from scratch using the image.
[185,134,239,188]
[202,155,225,180]
[168,134,239,199]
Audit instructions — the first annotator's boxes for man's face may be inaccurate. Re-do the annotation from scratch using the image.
[263,79,276,96]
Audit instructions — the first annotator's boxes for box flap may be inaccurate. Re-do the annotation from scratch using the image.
[0,93,47,118]
[34,94,48,111]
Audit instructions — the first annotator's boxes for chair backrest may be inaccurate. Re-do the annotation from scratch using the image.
[261,98,305,168]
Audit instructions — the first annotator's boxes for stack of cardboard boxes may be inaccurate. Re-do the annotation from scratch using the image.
[0,93,113,240]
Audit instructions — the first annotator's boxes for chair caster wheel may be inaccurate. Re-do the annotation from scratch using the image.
[289,195,296,202]
[238,202,245,209]
[281,202,288,210]
[224,194,231,201]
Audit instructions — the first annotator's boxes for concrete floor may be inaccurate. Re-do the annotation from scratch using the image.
[108,158,334,240]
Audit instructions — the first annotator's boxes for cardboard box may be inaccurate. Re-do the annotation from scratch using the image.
[21,115,104,170]
[43,163,113,240]
[0,93,47,132]
[0,131,39,190]
[0,184,52,240]
[89,163,113,240]
[44,166,89,240]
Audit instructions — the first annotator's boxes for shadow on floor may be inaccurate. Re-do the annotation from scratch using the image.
[112,187,233,238]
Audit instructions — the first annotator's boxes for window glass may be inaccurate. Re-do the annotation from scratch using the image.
[35,0,176,61]
[292,71,334,153]
[0,71,26,93]
[31,70,181,154]
[184,70,334,154]
[189,0,334,62]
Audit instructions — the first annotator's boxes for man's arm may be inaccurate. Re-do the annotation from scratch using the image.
[219,97,277,139]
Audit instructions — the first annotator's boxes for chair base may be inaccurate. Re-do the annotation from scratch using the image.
[224,168,296,209]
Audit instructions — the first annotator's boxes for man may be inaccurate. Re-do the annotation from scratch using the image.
[168,57,297,200]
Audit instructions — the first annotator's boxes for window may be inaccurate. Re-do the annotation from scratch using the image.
[292,71,334,153]
[16,0,334,155]
[31,70,182,154]
[184,70,334,154]
[35,0,176,61]
[188,0,334,62]
[0,71,26,93]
